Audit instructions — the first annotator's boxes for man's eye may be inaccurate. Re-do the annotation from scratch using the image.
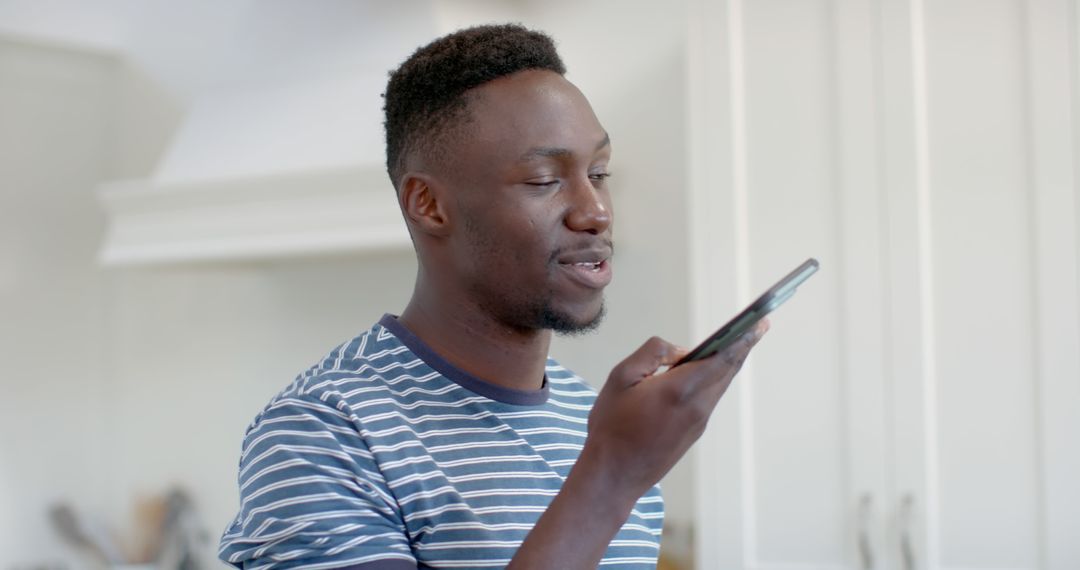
[589,172,612,181]
[526,179,559,187]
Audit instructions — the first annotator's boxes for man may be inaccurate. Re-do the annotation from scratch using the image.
[219,24,766,569]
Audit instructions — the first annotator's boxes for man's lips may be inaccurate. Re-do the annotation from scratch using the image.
[556,251,613,289]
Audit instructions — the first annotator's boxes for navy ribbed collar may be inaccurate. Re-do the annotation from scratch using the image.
[378,314,550,406]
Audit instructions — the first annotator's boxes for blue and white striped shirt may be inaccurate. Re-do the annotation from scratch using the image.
[219,314,664,569]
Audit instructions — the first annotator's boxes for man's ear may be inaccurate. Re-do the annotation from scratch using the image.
[398,172,451,238]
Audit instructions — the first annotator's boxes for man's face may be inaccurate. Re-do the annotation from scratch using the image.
[442,69,614,334]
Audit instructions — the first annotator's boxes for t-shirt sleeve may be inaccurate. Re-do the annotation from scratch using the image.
[218,391,416,570]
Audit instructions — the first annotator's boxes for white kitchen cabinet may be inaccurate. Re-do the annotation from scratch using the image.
[687,0,1080,568]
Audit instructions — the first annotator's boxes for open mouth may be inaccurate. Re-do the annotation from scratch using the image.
[558,258,612,289]
[571,261,603,271]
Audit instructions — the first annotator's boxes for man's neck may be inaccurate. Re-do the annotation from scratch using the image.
[397,294,552,392]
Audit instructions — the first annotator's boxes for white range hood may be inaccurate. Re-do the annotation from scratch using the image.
[97,74,412,266]
[97,165,408,266]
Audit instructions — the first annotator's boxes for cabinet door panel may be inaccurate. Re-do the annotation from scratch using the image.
[920,0,1040,566]
[693,0,869,566]
[691,0,1080,567]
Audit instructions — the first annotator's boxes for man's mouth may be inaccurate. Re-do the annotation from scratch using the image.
[557,256,613,289]
[571,261,603,270]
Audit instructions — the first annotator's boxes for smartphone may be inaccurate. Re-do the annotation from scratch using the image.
[673,258,820,367]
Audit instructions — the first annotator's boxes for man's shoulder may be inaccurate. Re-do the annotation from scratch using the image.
[247,320,430,429]
[296,319,423,395]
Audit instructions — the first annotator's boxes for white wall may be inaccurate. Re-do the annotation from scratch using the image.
[0,38,115,567]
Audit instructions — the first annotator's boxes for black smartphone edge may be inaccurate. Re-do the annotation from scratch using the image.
[672,258,820,367]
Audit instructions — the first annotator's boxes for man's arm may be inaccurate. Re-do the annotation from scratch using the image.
[507,321,769,569]
[219,392,417,568]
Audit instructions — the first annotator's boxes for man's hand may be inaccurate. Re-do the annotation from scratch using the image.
[581,319,770,502]
[507,320,769,569]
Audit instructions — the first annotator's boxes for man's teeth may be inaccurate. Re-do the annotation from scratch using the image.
[574,261,600,269]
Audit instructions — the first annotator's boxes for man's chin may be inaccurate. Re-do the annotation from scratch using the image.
[542,303,606,337]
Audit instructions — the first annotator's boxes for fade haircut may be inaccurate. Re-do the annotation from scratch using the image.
[382,24,566,189]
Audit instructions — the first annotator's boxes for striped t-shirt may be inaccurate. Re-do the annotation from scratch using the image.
[219,314,664,569]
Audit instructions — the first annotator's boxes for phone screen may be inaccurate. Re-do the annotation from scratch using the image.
[673,258,819,367]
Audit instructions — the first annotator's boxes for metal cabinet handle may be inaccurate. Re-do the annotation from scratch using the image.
[899,494,916,570]
[858,494,874,570]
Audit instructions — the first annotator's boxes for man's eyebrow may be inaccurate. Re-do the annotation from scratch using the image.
[595,132,611,151]
[518,132,611,162]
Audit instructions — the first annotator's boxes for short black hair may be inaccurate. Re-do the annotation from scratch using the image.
[382,24,566,189]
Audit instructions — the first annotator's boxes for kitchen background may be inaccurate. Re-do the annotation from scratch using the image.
[1,1,1077,569]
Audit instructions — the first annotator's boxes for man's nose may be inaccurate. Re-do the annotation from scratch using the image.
[564,176,612,234]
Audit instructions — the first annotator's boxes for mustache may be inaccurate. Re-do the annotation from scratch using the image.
[548,239,615,263]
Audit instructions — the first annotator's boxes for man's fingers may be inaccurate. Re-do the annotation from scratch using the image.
[674,319,770,396]
[613,319,768,392]
[753,317,770,337]
[694,319,770,399]
[610,336,686,386]
[714,319,769,369]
